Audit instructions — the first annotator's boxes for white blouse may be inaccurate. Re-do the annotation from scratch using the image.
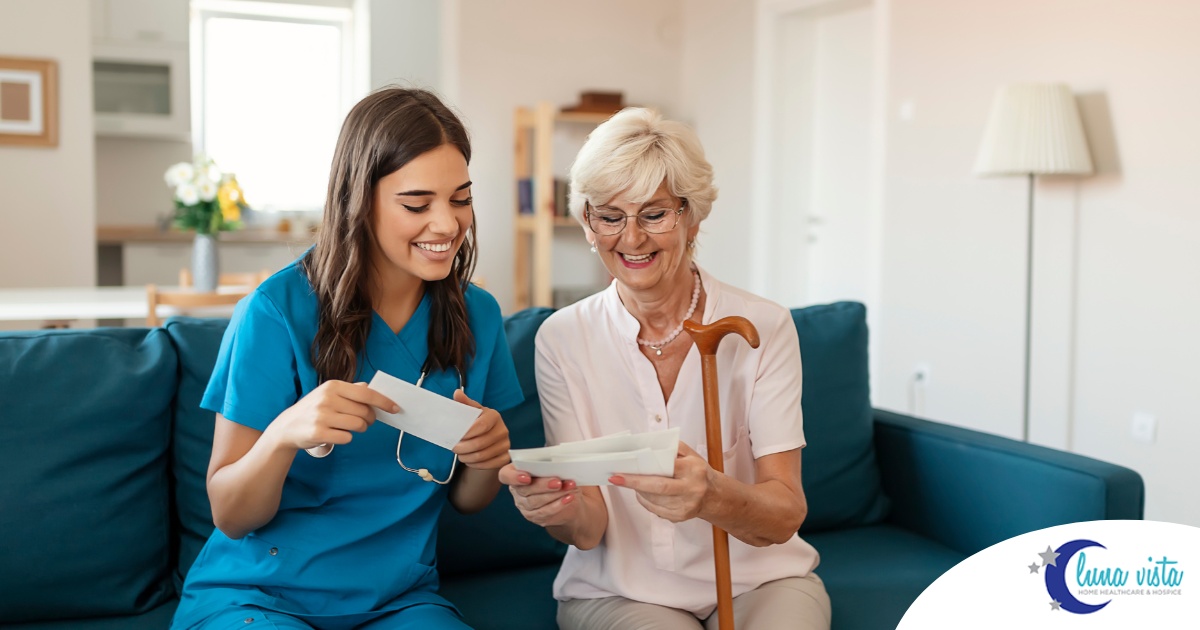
[534,265,821,618]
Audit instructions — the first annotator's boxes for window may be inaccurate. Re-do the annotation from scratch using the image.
[191,0,361,213]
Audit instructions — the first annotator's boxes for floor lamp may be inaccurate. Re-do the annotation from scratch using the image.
[974,83,1093,442]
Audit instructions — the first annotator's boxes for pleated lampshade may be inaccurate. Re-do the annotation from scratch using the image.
[974,83,1094,176]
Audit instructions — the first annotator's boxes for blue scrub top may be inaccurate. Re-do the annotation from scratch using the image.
[173,260,523,628]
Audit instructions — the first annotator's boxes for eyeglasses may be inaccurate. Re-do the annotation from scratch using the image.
[584,200,686,236]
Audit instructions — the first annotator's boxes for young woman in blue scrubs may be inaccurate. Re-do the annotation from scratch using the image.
[172,88,524,630]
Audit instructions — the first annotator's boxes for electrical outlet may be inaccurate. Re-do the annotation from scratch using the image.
[913,363,931,385]
[1131,412,1156,444]
[909,363,931,416]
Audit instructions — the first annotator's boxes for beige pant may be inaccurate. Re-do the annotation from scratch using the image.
[557,574,832,630]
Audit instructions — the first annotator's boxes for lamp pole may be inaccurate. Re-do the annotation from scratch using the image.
[1022,172,1034,443]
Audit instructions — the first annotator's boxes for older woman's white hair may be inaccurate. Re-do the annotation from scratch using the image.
[568,108,718,231]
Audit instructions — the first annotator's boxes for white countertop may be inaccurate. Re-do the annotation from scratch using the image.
[0,286,247,322]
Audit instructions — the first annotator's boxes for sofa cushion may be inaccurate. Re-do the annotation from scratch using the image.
[163,317,229,587]
[0,600,178,630]
[804,525,964,630]
[439,564,560,630]
[793,302,890,532]
[0,329,177,623]
[437,308,567,577]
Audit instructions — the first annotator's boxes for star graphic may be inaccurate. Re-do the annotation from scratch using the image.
[1028,562,1040,574]
[1049,600,1062,611]
[1039,546,1061,567]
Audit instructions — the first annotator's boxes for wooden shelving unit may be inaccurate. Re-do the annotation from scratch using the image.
[512,102,613,309]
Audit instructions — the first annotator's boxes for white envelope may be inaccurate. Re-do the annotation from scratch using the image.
[509,427,680,486]
[367,370,481,450]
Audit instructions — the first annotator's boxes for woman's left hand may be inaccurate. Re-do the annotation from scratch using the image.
[610,442,713,522]
[452,390,511,470]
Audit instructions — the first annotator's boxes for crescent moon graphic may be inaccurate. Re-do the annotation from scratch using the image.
[1044,539,1111,614]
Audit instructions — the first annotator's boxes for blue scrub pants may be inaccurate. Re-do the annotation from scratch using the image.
[190,603,471,630]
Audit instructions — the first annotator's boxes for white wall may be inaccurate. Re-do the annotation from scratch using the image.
[95,137,190,226]
[874,0,1200,526]
[369,0,440,90]
[0,0,95,288]
[678,0,757,293]
[444,0,684,312]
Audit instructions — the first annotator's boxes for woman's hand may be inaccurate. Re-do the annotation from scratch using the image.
[610,442,712,523]
[499,465,582,527]
[452,390,510,470]
[266,381,396,451]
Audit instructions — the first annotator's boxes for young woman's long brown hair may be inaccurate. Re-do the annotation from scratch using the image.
[302,87,477,383]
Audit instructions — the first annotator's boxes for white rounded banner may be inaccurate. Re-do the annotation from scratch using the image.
[899,520,1196,628]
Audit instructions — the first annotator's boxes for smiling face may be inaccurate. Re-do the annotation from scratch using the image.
[588,180,699,295]
[370,143,474,293]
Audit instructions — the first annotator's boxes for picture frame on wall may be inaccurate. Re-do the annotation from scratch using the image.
[0,56,58,147]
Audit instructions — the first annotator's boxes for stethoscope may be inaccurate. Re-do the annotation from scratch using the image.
[305,367,463,485]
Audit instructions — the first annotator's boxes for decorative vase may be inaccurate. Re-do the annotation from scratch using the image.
[191,233,219,292]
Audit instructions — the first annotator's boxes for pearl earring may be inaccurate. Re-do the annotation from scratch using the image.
[590,243,597,253]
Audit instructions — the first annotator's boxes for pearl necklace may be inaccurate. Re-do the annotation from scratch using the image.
[638,268,701,356]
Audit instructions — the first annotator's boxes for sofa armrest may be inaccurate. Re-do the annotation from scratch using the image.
[872,409,1144,556]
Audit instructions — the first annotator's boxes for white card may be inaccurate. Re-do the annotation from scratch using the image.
[514,454,644,487]
[509,427,680,486]
[367,370,481,450]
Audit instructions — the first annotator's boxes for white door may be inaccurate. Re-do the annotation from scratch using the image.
[766,1,876,308]
[806,5,874,305]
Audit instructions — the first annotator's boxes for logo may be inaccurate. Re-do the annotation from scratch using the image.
[1029,539,1185,614]
[898,521,1199,628]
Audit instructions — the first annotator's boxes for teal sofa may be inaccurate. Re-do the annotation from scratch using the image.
[0,302,1143,630]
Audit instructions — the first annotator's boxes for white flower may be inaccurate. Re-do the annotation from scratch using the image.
[198,180,218,202]
[176,183,200,206]
[164,162,195,187]
[188,154,219,182]
[201,163,223,184]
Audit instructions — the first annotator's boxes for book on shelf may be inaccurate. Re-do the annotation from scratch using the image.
[517,178,533,214]
[554,178,570,218]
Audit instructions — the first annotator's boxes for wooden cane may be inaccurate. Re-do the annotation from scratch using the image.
[683,316,760,630]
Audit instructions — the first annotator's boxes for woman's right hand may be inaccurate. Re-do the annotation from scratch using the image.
[267,380,399,451]
[499,464,581,528]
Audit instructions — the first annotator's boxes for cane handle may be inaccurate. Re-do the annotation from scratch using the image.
[683,317,760,356]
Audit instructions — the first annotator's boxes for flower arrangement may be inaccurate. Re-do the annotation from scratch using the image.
[163,155,249,234]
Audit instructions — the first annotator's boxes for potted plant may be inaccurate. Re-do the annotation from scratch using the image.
[163,155,249,291]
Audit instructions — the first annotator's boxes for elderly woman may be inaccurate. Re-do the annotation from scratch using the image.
[499,109,831,630]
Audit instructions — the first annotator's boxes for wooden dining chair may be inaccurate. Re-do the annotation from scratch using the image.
[178,268,271,288]
[146,285,251,326]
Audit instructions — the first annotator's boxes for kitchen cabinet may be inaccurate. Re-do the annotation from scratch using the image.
[91,0,191,139]
[92,0,189,47]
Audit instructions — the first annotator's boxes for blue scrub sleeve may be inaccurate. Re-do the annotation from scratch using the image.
[201,291,301,432]
[482,319,524,413]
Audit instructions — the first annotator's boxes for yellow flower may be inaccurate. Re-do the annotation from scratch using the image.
[218,176,247,223]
